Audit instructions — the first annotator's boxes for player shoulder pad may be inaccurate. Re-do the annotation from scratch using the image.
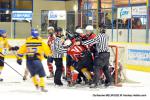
[90,33,96,39]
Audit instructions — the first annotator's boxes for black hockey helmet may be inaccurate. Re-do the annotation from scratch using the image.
[100,24,106,33]
[55,27,63,32]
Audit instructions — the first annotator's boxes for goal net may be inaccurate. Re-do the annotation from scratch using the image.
[109,44,126,86]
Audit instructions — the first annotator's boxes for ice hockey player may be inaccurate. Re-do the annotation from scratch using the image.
[66,29,93,86]
[85,25,97,54]
[84,25,97,76]
[73,28,89,84]
[22,27,55,80]
[52,27,66,86]
[16,28,53,92]
[0,29,19,81]
[75,25,112,88]
[47,26,66,79]
[47,26,55,78]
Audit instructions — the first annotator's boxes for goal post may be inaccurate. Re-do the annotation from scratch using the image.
[109,44,126,86]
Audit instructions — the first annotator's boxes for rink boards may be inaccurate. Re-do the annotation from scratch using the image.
[5,39,150,72]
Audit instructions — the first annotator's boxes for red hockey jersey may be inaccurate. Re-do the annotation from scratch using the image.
[67,45,86,61]
[47,35,55,47]
[87,33,96,48]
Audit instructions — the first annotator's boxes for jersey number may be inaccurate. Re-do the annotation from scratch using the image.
[27,48,38,53]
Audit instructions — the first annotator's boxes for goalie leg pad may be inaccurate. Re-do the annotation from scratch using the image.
[81,68,92,81]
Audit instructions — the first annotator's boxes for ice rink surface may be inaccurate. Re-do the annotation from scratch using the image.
[0,59,150,100]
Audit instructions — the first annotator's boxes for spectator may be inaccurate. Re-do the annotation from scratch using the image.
[134,18,143,29]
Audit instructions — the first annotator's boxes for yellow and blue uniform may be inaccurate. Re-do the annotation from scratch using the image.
[17,36,52,88]
[0,37,11,80]
[0,37,10,55]
[0,29,19,81]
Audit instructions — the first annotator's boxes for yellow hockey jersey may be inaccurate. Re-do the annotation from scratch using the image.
[17,36,52,60]
[0,37,11,57]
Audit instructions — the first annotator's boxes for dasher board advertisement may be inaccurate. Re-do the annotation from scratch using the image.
[48,10,66,20]
[12,11,33,21]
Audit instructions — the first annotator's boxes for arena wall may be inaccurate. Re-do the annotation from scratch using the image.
[5,39,150,72]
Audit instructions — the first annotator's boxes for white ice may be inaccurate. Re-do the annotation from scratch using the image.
[0,59,150,100]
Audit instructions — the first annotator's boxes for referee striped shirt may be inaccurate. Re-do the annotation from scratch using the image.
[52,37,66,58]
[82,33,109,53]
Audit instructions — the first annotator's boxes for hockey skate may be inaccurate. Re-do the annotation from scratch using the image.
[87,80,93,85]
[40,86,48,92]
[89,83,98,88]
[0,78,3,82]
[35,85,39,90]
[67,80,77,87]
[54,81,63,86]
[104,82,112,87]
[62,72,66,80]
[67,77,74,86]
[76,77,82,84]
[47,72,54,78]
[23,75,27,81]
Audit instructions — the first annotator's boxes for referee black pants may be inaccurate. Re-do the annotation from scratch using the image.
[53,58,63,83]
[93,52,112,84]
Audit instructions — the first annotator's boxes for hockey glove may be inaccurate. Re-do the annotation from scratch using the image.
[10,46,19,51]
[44,54,48,59]
[17,59,22,65]
[47,56,53,63]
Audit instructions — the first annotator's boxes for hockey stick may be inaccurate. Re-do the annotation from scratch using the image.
[0,59,24,78]
[10,44,30,81]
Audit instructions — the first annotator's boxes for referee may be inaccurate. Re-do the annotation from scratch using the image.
[52,27,65,86]
[75,26,112,88]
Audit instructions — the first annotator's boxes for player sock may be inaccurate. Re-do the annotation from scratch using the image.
[48,63,54,73]
[32,75,39,88]
[81,68,92,81]
[0,66,4,73]
[70,66,75,71]
[47,63,54,78]
[39,77,48,92]
[39,77,45,87]
[0,66,4,81]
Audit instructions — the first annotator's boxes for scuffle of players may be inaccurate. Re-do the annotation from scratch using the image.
[0,25,121,92]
